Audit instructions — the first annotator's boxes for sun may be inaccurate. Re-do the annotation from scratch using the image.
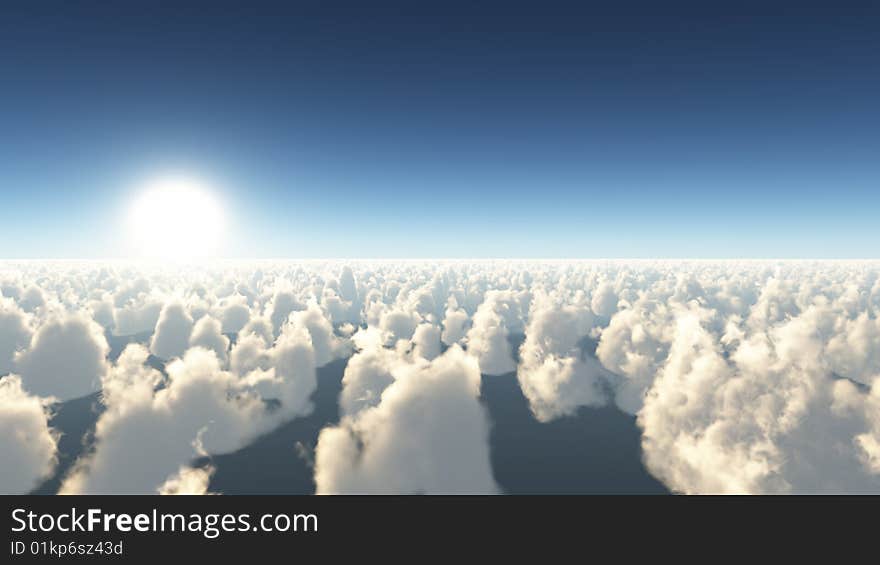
[128,176,225,260]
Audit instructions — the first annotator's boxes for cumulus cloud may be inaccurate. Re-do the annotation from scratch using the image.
[826,313,880,385]
[217,295,251,334]
[149,302,193,360]
[240,316,274,346]
[113,298,163,337]
[0,375,58,493]
[189,315,230,363]
[0,297,32,376]
[596,296,677,414]
[412,323,442,361]
[266,322,319,413]
[379,308,421,344]
[337,329,396,416]
[230,332,271,376]
[517,295,608,421]
[830,376,880,478]
[15,313,109,401]
[630,273,880,493]
[19,285,46,312]
[267,290,305,336]
[315,345,498,494]
[157,465,215,495]
[338,266,358,302]
[465,291,518,376]
[441,298,469,346]
[591,280,618,318]
[282,302,349,368]
[61,346,270,494]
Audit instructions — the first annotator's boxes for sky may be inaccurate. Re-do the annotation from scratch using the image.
[1,0,879,258]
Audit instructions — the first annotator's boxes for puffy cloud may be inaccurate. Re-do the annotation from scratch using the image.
[113,297,163,337]
[0,375,58,493]
[441,298,469,346]
[266,323,319,414]
[19,285,46,312]
[0,279,22,300]
[282,302,349,368]
[638,310,774,493]
[831,377,880,477]
[240,316,274,345]
[88,293,116,332]
[60,346,272,494]
[267,290,305,336]
[638,302,880,494]
[149,302,193,360]
[826,313,880,386]
[379,308,420,343]
[0,297,32,376]
[338,329,396,416]
[412,323,442,361]
[217,295,251,334]
[106,276,163,336]
[591,281,618,318]
[15,313,109,401]
[338,266,358,302]
[465,292,517,376]
[157,465,215,495]
[596,297,677,414]
[230,332,271,376]
[99,343,163,406]
[189,315,230,363]
[517,296,608,421]
[315,345,498,494]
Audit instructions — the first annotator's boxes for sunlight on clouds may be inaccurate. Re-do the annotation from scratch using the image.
[4,260,880,494]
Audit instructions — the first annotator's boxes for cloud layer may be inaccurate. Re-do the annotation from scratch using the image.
[3,260,880,494]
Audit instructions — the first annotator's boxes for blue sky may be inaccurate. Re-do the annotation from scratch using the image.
[1,1,879,258]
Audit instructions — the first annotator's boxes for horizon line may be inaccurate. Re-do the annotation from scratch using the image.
[3,257,880,262]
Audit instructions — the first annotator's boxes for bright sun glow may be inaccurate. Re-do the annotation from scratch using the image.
[128,177,224,260]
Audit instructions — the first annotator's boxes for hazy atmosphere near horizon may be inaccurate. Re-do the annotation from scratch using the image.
[3,1,880,496]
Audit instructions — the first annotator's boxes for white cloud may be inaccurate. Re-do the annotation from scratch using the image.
[149,302,193,360]
[441,298,469,346]
[338,329,396,416]
[230,332,271,376]
[189,315,230,364]
[0,297,32,376]
[338,266,358,302]
[15,313,109,401]
[517,294,608,421]
[157,465,215,495]
[379,308,421,344]
[19,285,46,312]
[315,345,498,494]
[217,295,251,334]
[637,297,880,493]
[0,375,58,493]
[465,291,517,376]
[267,290,305,336]
[596,297,677,414]
[281,302,349,368]
[591,281,618,318]
[412,323,442,361]
[60,346,271,494]
[113,297,163,337]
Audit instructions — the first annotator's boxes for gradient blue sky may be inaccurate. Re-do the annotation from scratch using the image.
[2,1,879,258]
